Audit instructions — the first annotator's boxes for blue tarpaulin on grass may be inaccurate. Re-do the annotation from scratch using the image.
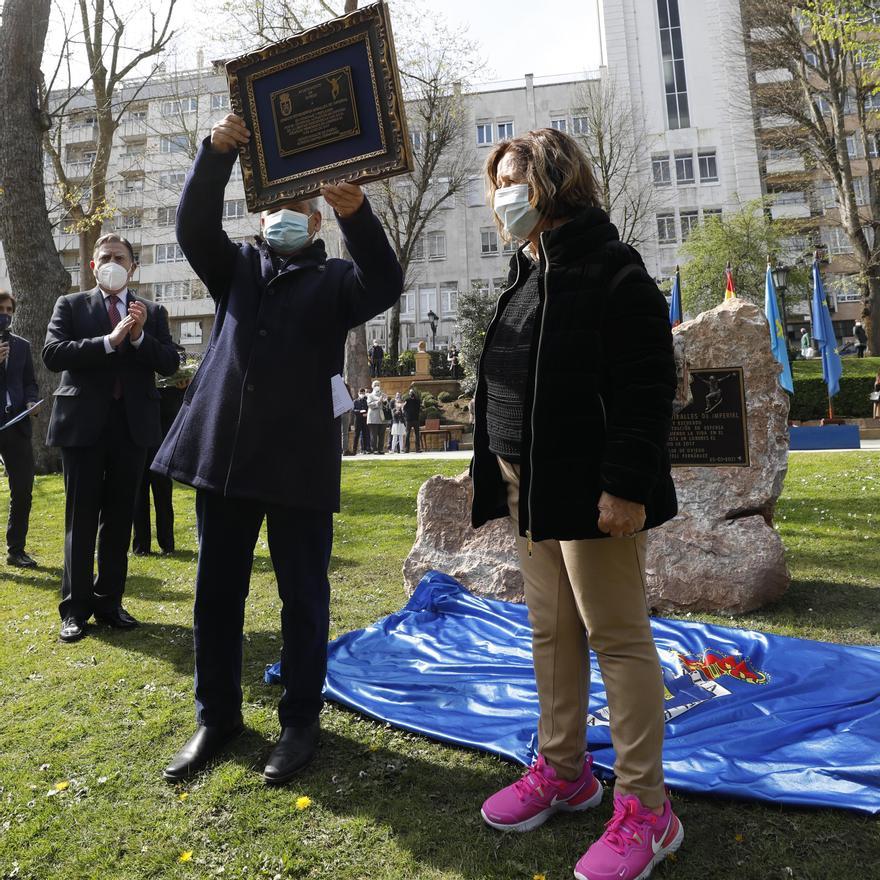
[266,571,880,814]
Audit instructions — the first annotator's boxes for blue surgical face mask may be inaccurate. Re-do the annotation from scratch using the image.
[262,208,314,254]
[493,184,542,240]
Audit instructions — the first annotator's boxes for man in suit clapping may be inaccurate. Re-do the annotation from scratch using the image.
[43,233,179,643]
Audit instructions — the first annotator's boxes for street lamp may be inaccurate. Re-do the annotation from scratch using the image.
[426,309,438,350]
[771,262,791,348]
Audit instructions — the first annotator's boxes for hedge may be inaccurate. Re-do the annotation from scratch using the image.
[789,356,880,420]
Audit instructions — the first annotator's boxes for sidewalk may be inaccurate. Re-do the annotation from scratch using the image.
[343,450,472,461]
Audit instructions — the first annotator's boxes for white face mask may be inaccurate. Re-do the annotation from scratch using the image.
[493,184,542,240]
[96,262,130,293]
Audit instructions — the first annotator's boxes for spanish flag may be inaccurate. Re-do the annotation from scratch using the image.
[724,262,736,300]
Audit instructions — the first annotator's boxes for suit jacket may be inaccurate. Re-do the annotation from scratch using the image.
[1,333,40,437]
[42,288,179,448]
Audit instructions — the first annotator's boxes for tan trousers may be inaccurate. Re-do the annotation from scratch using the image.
[498,458,666,808]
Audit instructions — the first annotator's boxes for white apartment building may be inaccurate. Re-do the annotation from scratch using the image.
[599,0,764,279]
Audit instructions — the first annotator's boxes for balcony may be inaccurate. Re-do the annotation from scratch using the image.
[119,117,148,140]
[63,160,94,181]
[121,153,145,174]
[63,124,98,146]
[117,189,144,210]
[771,202,811,219]
[766,156,805,174]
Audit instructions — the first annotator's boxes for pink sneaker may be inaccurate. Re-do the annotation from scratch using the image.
[574,794,683,880]
[481,753,603,832]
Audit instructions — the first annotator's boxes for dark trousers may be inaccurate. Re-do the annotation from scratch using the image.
[369,360,382,378]
[0,423,35,554]
[132,449,175,553]
[193,489,333,728]
[856,344,866,358]
[60,401,146,621]
[369,423,386,452]
[405,421,421,452]
[353,416,370,452]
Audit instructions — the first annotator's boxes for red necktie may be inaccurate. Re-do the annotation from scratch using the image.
[108,295,123,399]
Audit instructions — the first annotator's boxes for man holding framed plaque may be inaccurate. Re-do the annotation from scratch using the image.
[155,112,403,785]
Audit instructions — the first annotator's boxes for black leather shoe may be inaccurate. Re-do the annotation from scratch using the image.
[59,617,86,642]
[7,550,37,568]
[163,721,245,782]
[94,606,140,629]
[132,547,151,556]
[263,721,319,785]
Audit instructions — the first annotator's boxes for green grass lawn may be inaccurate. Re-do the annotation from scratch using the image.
[1,455,879,880]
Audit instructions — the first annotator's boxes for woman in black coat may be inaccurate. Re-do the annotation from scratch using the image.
[472,128,682,880]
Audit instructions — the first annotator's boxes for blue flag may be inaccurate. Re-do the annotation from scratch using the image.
[810,261,843,397]
[764,265,794,393]
[669,268,683,327]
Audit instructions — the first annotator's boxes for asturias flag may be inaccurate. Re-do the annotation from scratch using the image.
[670,267,683,327]
[764,265,794,393]
[724,263,736,300]
[810,260,843,397]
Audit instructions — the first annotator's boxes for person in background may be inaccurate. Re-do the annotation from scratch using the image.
[369,339,384,378]
[367,379,388,454]
[43,233,179,643]
[153,113,401,785]
[447,345,460,380]
[873,369,880,420]
[0,290,40,569]
[471,128,681,880]
[389,391,406,453]
[403,387,421,453]
[853,321,868,358]
[132,346,189,555]
[352,387,371,454]
[800,327,811,359]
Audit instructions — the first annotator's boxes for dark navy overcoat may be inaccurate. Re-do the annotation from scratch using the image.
[151,139,402,511]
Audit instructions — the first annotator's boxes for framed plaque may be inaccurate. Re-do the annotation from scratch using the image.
[668,367,750,468]
[226,0,414,212]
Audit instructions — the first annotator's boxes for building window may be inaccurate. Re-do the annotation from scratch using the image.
[427,230,446,260]
[571,114,588,135]
[652,155,671,186]
[418,284,436,318]
[816,179,837,208]
[440,283,458,314]
[435,177,455,208]
[161,97,198,116]
[702,208,722,221]
[160,134,189,154]
[698,150,718,182]
[154,281,191,302]
[481,227,499,254]
[476,121,493,145]
[502,237,518,254]
[157,206,176,226]
[471,278,490,296]
[680,210,699,240]
[867,132,880,159]
[410,237,425,261]
[400,290,415,315]
[465,176,485,207]
[156,243,186,263]
[674,152,694,184]
[410,129,423,150]
[496,120,514,141]
[492,276,507,293]
[865,93,880,112]
[657,213,677,244]
[223,199,246,220]
[179,320,202,344]
[845,134,861,158]
[853,177,868,206]
[550,116,568,132]
[159,170,186,189]
[211,93,229,111]
[657,0,690,129]
[119,213,142,229]
[825,226,852,255]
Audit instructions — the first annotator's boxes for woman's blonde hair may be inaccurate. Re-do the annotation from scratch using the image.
[485,128,601,239]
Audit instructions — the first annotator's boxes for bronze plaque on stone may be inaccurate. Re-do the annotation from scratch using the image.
[669,367,750,467]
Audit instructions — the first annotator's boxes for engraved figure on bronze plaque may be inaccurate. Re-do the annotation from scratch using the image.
[668,367,750,467]
[270,66,360,157]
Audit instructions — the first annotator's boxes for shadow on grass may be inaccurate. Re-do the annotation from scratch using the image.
[751,579,880,634]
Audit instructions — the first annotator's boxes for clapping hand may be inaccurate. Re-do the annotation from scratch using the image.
[128,300,147,342]
[108,314,137,349]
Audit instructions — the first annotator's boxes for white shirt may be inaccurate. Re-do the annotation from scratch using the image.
[100,288,144,354]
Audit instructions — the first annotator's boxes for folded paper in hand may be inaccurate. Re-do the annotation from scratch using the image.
[331,374,353,418]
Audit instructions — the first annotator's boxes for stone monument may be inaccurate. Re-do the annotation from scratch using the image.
[403,298,791,614]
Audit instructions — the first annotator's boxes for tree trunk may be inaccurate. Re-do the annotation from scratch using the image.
[0,0,68,473]
[344,325,369,393]
[79,224,102,289]
[867,271,880,358]
[388,299,401,364]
